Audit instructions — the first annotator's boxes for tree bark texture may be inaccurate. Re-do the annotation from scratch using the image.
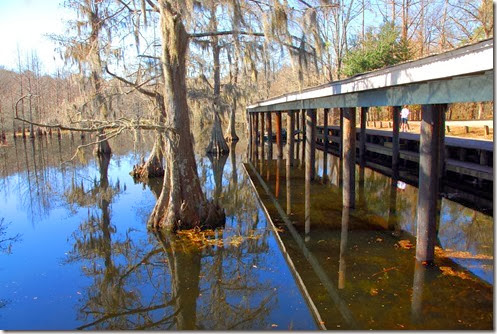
[131,132,165,180]
[148,2,225,231]
[207,112,229,156]
[225,106,239,142]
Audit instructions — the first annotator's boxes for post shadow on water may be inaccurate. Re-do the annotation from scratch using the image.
[247,140,493,330]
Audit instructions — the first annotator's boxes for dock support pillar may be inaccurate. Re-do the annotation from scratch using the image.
[323,108,329,151]
[276,112,283,158]
[342,107,356,208]
[392,106,401,177]
[286,155,292,215]
[260,112,265,146]
[416,104,443,263]
[438,105,447,179]
[301,109,306,160]
[287,111,295,166]
[249,112,253,144]
[255,113,260,157]
[306,109,317,181]
[260,112,265,159]
[255,113,259,141]
[266,112,272,159]
[359,107,367,166]
[339,108,344,158]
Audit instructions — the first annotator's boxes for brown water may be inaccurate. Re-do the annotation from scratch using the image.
[245,143,493,330]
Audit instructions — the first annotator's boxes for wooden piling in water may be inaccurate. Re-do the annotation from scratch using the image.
[416,104,442,263]
[286,157,292,215]
[305,109,316,181]
[392,106,401,177]
[438,105,447,178]
[360,107,367,166]
[323,108,329,150]
[266,112,272,159]
[260,112,265,158]
[339,108,344,158]
[275,112,283,158]
[342,107,356,208]
[287,111,295,166]
[300,110,306,160]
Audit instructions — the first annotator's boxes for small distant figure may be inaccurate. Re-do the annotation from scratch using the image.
[400,106,410,132]
[397,180,406,190]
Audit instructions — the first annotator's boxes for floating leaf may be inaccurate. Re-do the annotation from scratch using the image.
[397,240,413,249]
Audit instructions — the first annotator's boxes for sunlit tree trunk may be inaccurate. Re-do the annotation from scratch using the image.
[131,132,165,180]
[148,1,225,231]
[225,105,239,142]
[207,5,229,155]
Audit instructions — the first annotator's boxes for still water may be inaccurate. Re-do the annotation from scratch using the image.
[0,133,316,330]
[0,131,493,330]
[246,141,493,330]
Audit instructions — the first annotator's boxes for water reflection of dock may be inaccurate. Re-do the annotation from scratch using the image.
[244,155,493,330]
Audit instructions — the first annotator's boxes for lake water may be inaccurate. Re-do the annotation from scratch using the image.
[0,131,493,330]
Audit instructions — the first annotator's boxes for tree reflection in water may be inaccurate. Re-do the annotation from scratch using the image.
[65,144,277,330]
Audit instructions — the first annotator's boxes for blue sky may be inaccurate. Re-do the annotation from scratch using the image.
[0,0,71,74]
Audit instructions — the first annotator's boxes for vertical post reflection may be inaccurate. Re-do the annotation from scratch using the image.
[322,149,328,183]
[286,157,292,215]
[338,206,350,289]
[357,165,366,208]
[304,160,311,242]
[275,156,281,198]
[266,112,273,160]
[387,176,398,231]
[411,260,426,324]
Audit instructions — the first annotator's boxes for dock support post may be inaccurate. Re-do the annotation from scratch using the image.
[359,107,367,166]
[287,111,295,166]
[276,155,282,198]
[286,155,292,215]
[259,112,265,159]
[342,107,356,208]
[260,112,265,146]
[266,112,272,160]
[438,105,447,178]
[248,113,253,159]
[392,106,401,177]
[276,112,283,158]
[416,104,443,263]
[255,113,259,158]
[323,108,329,151]
[301,109,306,160]
[254,113,259,141]
[306,109,317,181]
[249,112,253,144]
[339,108,344,158]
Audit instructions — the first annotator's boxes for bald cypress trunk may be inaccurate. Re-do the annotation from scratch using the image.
[225,105,239,142]
[131,132,165,180]
[207,112,229,155]
[207,9,230,155]
[148,2,225,231]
